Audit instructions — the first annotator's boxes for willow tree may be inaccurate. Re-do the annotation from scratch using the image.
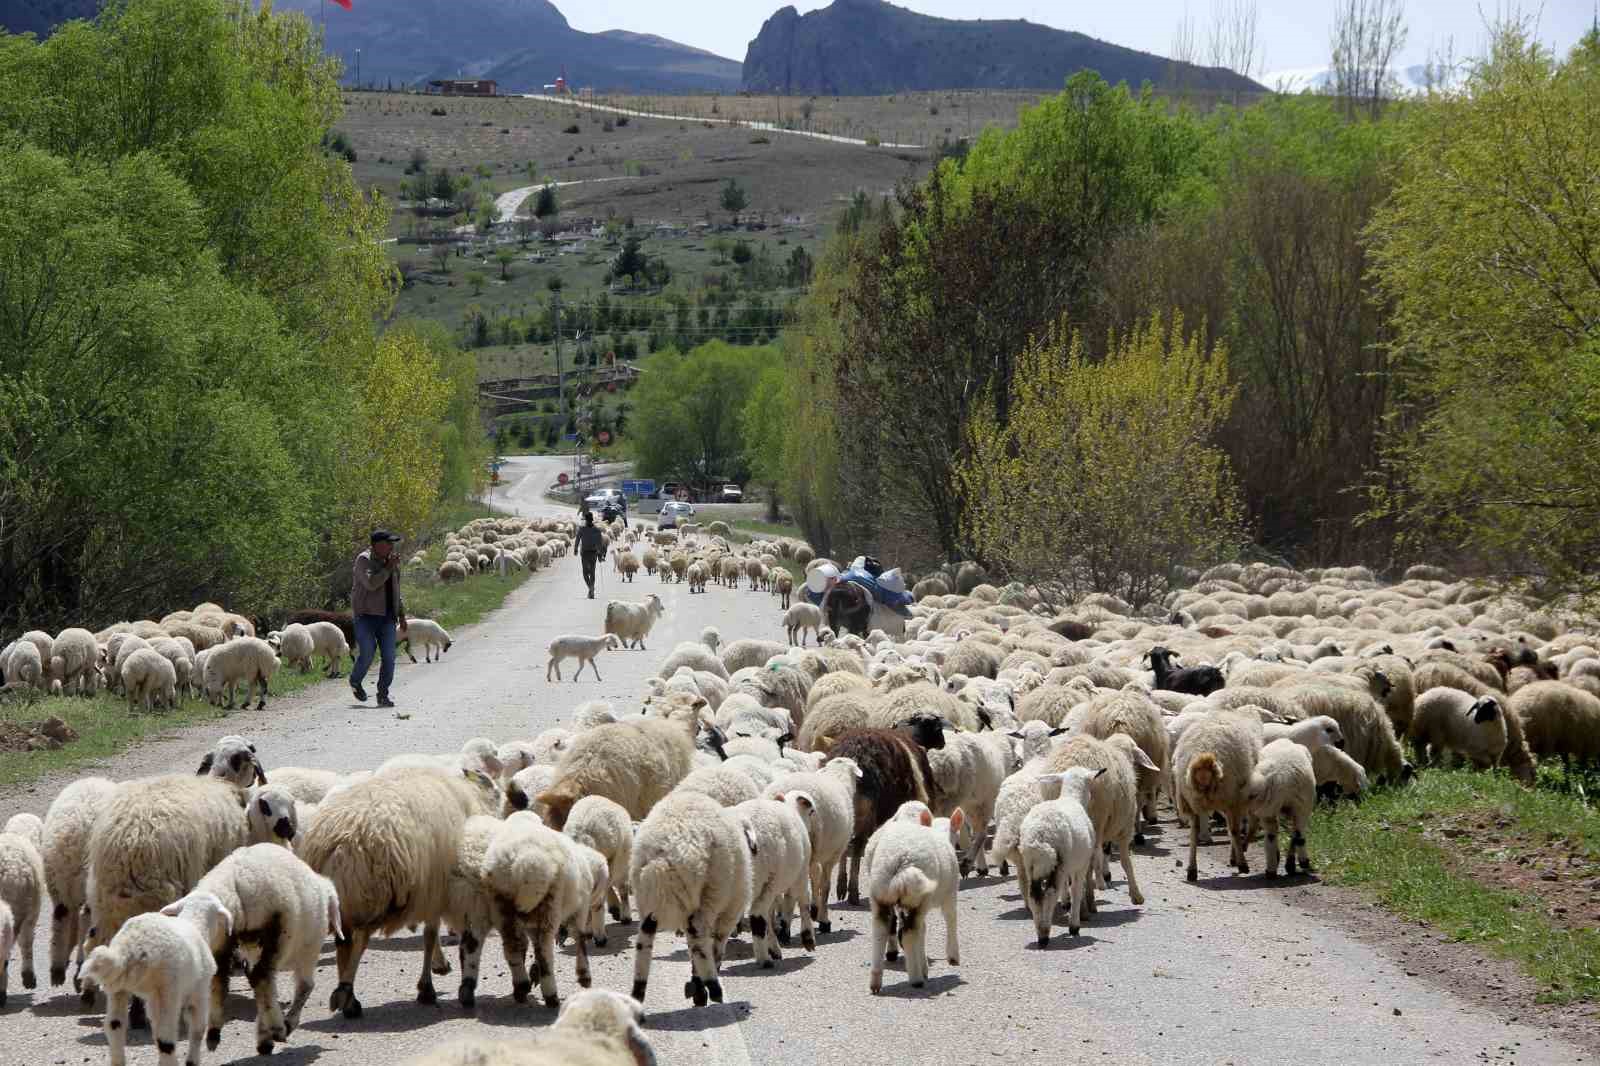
[958,313,1245,607]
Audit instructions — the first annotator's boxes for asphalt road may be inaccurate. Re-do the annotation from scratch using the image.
[0,455,1588,1065]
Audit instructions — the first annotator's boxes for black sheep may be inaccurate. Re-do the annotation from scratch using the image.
[1146,645,1225,696]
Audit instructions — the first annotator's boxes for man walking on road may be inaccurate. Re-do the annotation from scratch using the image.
[576,510,606,599]
[351,529,407,708]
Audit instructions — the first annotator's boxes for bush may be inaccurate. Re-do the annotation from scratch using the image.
[957,313,1245,608]
[563,123,580,134]
[431,107,447,116]
[616,115,629,127]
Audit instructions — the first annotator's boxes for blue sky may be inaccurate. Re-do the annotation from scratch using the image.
[559,0,1597,72]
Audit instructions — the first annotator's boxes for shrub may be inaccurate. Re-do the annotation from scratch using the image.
[563,123,581,134]
[957,312,1245,608]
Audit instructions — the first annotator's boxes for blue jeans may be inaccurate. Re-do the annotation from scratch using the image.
[352,614,397,698]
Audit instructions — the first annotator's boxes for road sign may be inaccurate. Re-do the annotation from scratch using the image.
[621,479,656,497]
[564,433,578,442]
[557,473,569,485]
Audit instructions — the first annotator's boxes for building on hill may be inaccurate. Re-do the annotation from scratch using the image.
[428,78,498,96]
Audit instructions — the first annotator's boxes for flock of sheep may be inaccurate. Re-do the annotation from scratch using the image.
[7,509,1600,1066]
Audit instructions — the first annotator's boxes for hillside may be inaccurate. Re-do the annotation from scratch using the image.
[0,0,97,36]
[742,0,1263,95]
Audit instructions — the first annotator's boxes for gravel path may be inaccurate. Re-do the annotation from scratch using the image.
[1,454,1590,1065]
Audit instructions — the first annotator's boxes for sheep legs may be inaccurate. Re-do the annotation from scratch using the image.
[206,945,232,1049]
[498,907,532,1003]
[14,905,37,991]
[150,989,180,1066]
[185,984,210,1066]
[329,927,371,1018]
[282,962,316,1039]
[630,913,658,1003]
[105,990,131,1066]
[1117,835,1145,905]
[1187,815,1201,882]
[1286,811,1311,875]
[900,904,928,987]
[456,927,483,1008]
[868,901,892,994]
[416,921,442,1005]
[812,858,836,933]
[682,912,721,1006]
[1226,811,1250,874]
[532,921,561,1007]
[1066,869,1086,937]
[1261,814,1282,877]
[49,901,80,987]
[941,893,959,968]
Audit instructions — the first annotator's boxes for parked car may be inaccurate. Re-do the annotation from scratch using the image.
[658,501,695,529]
[583,487,624,511]
[719,484,744,503]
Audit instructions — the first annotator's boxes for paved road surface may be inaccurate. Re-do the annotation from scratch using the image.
[0,455,1587,1065]
[516,96,922,150]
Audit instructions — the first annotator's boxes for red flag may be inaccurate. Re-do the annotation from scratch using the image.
[330,0,352,9]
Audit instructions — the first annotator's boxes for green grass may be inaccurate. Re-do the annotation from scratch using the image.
[0,499,533,789]
[1314,769,1600,1003]
[731,518,803,541]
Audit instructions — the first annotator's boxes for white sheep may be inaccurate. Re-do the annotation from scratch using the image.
[784,602,824,646]
[1019,767,1101,945]
[82,891,231,1066]
[0,828,45,1006]
[864,804,963,994]
[246,784,306,848]
[628,789,754,1008]
[201,637,277,710]
[547,633,623,682]
[1312,744,1370,799]
[399,987,655,1066]
[657,640,730,682]
[535,698,705,829]
[41,775,116,991]
[168,844,342,1055]
[121,647,178,713]
[197,734,267,789]
[1245,738,1317,877]
[401,619,453,664]
[563,795,635,932]
[603,594,665,650]
[675,764,760,807]
[304,621,349,678]
[4,640,43,690]
[1409,690,1510,769]
[272,623,317,673]
[48,627,99,695]
[729,793,816,966]
[762,757,862,934]
[481,811,591,1009]
[927,730,1009,875]
[570,700,619,731]
[1173,711,1261,882]
[297,766,499,1018]
[2,813,42,850]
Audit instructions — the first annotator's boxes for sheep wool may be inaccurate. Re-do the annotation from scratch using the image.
[564,795,635,930]
[628,790,753,1009]
[1409,690,1510,769]
[41,775,116,988]
[1019,767,1101,946]
[0,829,45,1006]
[864,805,963,994]
[482,812,590,1009]
[1245,739,1317,877]
[729,794,817,966]
[1173,712,1261,882]
[537,700,703,829]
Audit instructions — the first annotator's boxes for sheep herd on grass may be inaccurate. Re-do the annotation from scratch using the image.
[8,536,1600,1064]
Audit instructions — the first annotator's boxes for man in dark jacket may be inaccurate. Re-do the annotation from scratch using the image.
[350,529,407,707]
[576,510,606,599]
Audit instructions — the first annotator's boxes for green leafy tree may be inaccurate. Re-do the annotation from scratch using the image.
[612,235,647,284]
[720,178,749,224]
[742,364,790,520]
[1367,25,1600,591]
[495,247,515,280]
[958,314,1244,607]
[467,269,487,295]
[629,342,779,492]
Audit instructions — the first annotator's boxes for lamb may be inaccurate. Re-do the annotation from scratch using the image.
[85,775,252,967]
[604,594,665,650]
[686,562,709,593]
[675,765,761,807]
[1076,688,1170,831]
[775,571,795,610]
[437,560,468,583]
[48,627,100,695]
[304,621,350,678]
[0,827,45,1006]
[628,790,754,1008]
[926,730,1009,875]
[1172,712,1261,881]
[246,784,308,848]
[563,795,635,931]
[864,804,963,993]
[1244,738,1317,876]
[570,700,619,731]
[1508,681,1600,772]
[401,619,453,664]
[201,637,278,710]
[1312,745,1370,799]
[481,812,592,1009]
[657,640,730,682]
[536,697,705,829]
[3,640,43,690]
[81,892,230,1066]
[1276,683,1412,784]
[40,776,116,991]
[784,602,824,647]
[1409,690,1510,769]
[761,757,862,934]
[400,988,656,1066]
[826,715,948,904]
[1040,733,1148,912]
[197,735,268,789]
[547,633,624,682]
[2,813,41,850]
[728,793,816,966]
[168,844,342,1055]
[270,623,317,673]
[721,638,790,675]
[121,647,178,713]
[297,765,498,1018]
[1019,768,1101,945]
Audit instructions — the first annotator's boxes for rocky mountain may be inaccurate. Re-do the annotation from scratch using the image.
[2,0,742,93]
[742,0,1264,95]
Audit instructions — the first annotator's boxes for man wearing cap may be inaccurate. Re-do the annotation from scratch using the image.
[351,529,407,708]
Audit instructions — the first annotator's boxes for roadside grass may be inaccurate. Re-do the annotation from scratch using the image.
[1314,768,1600,1004]
[730,518,804,541]
[0,498,533,790]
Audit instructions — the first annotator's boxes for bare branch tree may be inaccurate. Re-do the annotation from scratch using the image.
[1171,7,1200,92]
[1207,0,1261,82]
[1329,0,1410,119]
[1420,34,1458,94]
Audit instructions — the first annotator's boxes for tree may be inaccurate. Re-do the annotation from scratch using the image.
[1329,0,1408,119]
[1206,0,1261,89]
[710,237,733,263]
[730,240,753,265]
[612,235,647,285]
[431,167,457,203]
[957,314,1245,607]
[534,183,559,219]
[431,241,452,273]
[742,364,789,521]
[721,178,749,224]
[785,246,814,287]
[629,342,779,492]
[515,214,535,245]
[467,269,487,295]
[1366,24,1600,592]
[495,247,515,280]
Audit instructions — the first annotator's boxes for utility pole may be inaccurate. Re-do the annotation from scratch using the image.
[356,48,361,90]
[552,293,563,416]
